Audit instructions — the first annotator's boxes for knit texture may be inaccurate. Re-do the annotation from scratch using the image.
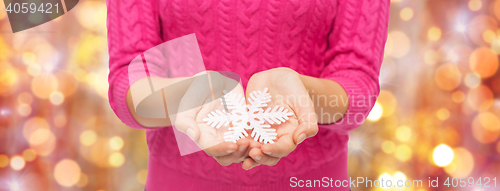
[106,0,389,190]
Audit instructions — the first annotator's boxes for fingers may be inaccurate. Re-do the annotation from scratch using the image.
[260,134,296,158]
[212,139,251,166]
[249,139,262,149]
[173,94,203,142]
[236,138,250,153]
[292,113,319,145]
[242,158,260,170]
[174,115,201,142]
[204,141,238,157]
[249,148,280,166]
[173,72,213,141]
[292,121,319,145]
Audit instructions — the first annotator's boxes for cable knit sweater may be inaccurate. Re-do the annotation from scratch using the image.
[107,0,389,190]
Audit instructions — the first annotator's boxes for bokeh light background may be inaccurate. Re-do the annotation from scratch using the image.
[0,0,500,190]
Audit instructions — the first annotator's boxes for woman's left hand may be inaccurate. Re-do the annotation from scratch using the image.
[241,67,319,170]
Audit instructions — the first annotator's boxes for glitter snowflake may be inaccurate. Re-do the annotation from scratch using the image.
[202,88,294,144]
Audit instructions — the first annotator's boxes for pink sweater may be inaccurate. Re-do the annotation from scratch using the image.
[107,0,389,190]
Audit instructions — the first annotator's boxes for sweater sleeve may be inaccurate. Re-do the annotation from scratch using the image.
[319,0,390,133]
[107,0,164,129]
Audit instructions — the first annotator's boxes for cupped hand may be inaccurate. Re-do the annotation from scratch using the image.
[173,71,256,166]
[242,67,319,170]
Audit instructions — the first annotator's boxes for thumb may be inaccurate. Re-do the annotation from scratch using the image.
[174,114,201,142]
[292,112,318,145]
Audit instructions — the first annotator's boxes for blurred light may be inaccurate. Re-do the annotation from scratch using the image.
[83,138,114,168]
[436,108,450,121]
[400,7,414,21]
[43,64,56,73]
[497,141,500,153]
[468,15,498,46]
[477,112,500,131]
[29,128,51,146]
[23,117,50,143]
[74,69,88,82]
[450,44,473,62]
[385,116,399,129]
[23,118,56,156]
[76,1,107,31]
[447,51,459,63]
[469,0,482,11]
[31,132,56,157]
[31,73,59,99]
[17,103,32,117]
[378,173,393,189]
[0,6,6,20]
[435,63,462,91]
[0,37,11,62]
[137,169,148,185]
[76,173,89,188]
[54,114,67,128]
[367,102,383,121]
[472,112,500,143]
[54,159,81,187]
[444,148,474,177]
[55,71,79,97]
[495,0,500,20]
[0,154,8,168]
[27,64,41,76]
[395,144,412,162]
[451,90,465,103]
[109,136,124,151]
[22,149,37,162]
[22,52,36,65]
[465,72,481,88]
[80,130,97,146]
[456,23,467,32]
[393,171,406,180]
[433,144,454,167]
[470,47,499,78]
[8,181,20,191]
[72,33,107,68]
[428,27,442,41]
[17,92,33,104]
[483,30,496,43]
[467,85,494,111]
[378,91,397,117]
[381,140,396,154]
[348,154,360,172]
[444,129,461,147]
[0,69,18,96]
[492,38,500,53]
[385,31,410,58]
[392,172,407,191]
[0,68,18,87]
[396,126,412,142]
[0,109,9,116]
[424,50,440,65]
[349,138,362,151]
[49,91,65,105]
[10,156,25,171]
[87,69,110,99]
[109,152,125,167]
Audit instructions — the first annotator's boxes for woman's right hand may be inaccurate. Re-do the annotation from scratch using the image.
[172,71,256,166]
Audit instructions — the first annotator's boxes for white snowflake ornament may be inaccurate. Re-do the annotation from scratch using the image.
[202,88,294,144]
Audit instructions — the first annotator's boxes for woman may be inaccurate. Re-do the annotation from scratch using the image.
[107,0,389,190]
